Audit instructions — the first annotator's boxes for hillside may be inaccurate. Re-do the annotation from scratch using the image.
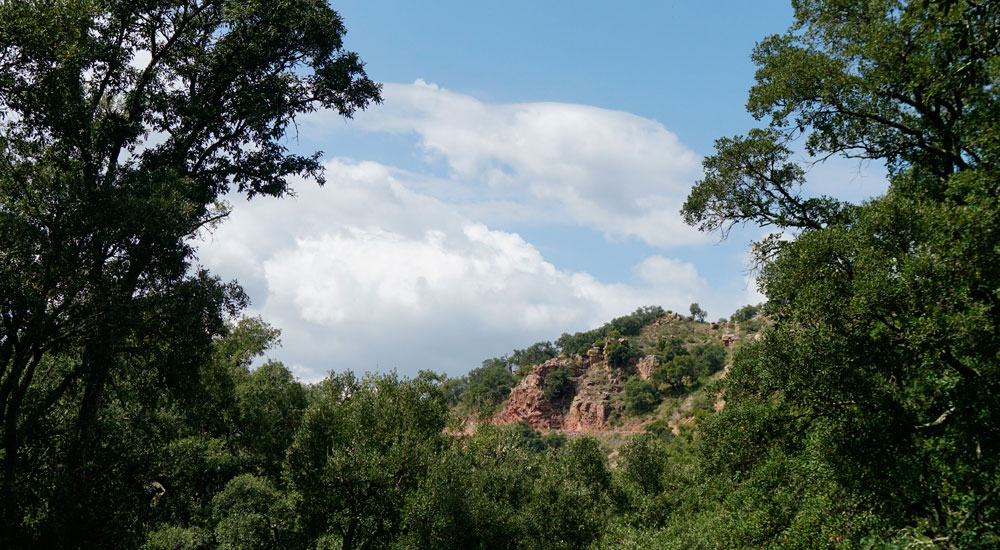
[455,306,765,441]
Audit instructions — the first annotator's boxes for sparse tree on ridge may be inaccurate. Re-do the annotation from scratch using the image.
[689,303,707,322]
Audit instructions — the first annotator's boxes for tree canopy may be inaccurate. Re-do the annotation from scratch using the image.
[0,0,380,545]
[678,0,1000,546]
[3,0,998,548]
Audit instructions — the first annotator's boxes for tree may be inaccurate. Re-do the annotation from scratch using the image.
[284,372,448,550]
[729,303,761,323]
[211,474,297,550]
[510,341,559,377]
[688,303,706,322]
[233,361,307,478]
[461,361,516,415]
[623,376,660,415]
[681,0,1000,546]
[0,0,380,544]
[520,437,614,550]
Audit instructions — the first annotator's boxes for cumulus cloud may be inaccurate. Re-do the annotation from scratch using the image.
[197,159,707,380]
[308,80,707,248]
[193,83,743,380]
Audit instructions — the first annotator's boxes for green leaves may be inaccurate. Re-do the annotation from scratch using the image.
[678,0,1000,545]
[284,372,448,549]
[682,128,849,237]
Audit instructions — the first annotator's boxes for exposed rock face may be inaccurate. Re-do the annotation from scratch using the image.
[493,357,585,429]
[563,398,612,432]
[586,346,603,366]
[722,333,738,347]
[636,355,658,380]
[562,365,624,432]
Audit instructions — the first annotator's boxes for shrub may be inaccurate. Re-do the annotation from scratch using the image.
[543,365,574,401]
[624,376,660,415]
[604,330,639,369]
[655,337,687,363]
[690,343,726,377]
[461,363,516,415]
[730,303,762,323]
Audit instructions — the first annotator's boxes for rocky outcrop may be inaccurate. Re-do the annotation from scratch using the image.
[563,398,612,432]
[562,366,624,432]
[492,357,585,429]
[586,346,603,366]
[647,312,683,331]
[722,333,738,347]
[636,355,658,380]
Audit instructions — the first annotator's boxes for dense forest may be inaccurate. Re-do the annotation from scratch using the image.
[2,0,999,548]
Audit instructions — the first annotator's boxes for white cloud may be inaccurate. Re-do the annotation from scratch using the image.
[194,83,759,380]
[197,158,707,380]
[307,80,707,248]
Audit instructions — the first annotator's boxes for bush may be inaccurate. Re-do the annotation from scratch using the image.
[645,419,673,441]
[651,355,699,394]
[555,306,665,355]
[655,336,687,363]
[604,330,638,369]
[730,303,762,323]
[624,376,660,415]
[608,305,665,336]
[461,363,516,415]
[543,365,574,401]
[690,343,726,377]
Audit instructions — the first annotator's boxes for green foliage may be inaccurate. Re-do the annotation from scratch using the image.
[520,437,615,550]
[739,317,764,333]
[655,336,688,364]
[0,0,380,544]
[284,372,448,550]
[505,421,566,453]
[399,425,536,549]
[542,365,574,401]
[607,305,666,336]
[556,306,665,356]
[234,361,308,478]
[690,343,726,376]
[142,526,209,550]
[440,376,468,406]
[603,330,639,369]
[478,341,559,380]
[9,1,1000,548]
[651,356,696,394]
[675,0,1000,546]
[213,317,282,372]
[644,419,673,441]
[623,376,660,415]
[510,341,559,377]
[689,303,707,322]
[460,362,516,416]
[729,303,762,323]
[649,344,722,396]
[211,474,296,550]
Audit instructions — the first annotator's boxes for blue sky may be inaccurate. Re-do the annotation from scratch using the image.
[197,1,889,380]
